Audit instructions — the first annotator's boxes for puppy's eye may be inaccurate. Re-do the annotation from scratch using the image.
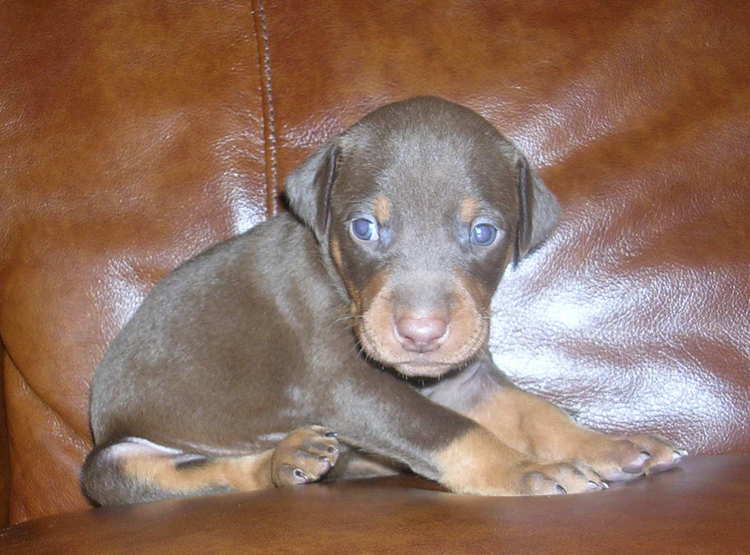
[350,217,379,242]
[470,222,498,246]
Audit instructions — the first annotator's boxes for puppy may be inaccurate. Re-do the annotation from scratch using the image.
[82,96,684,505]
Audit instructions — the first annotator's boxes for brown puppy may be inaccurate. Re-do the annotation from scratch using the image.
[82,97,685,505]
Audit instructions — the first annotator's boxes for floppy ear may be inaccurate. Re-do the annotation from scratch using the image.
[514,154,560,265]
[284,142,339,242]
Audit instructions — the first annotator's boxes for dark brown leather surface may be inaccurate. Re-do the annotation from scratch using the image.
[1,0,749,526]
[1,455,748,554]
[1,1,268,523]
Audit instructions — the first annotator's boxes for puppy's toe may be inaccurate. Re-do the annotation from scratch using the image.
[271,425,340,487]
[578,434,685,482]
[627,434,687,475]
[520,461,606,495]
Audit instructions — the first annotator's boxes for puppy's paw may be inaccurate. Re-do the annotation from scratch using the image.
[446,458,607,496]
[516,461,607,495]
[577,433,687,482]
[627,434,688,476]
[271,425,340,487]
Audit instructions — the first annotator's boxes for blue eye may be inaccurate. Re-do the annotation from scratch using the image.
[350,218,379,241]
[470,222,498,246]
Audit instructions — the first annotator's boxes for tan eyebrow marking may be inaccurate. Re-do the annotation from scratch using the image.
[374,194,391,224]
[460,197,480,223]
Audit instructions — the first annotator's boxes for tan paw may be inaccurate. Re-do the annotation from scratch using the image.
[516,460,608,495]
[271,425,340,487]
[577,433,687,482]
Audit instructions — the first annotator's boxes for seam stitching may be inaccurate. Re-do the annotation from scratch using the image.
[253,0,278,217]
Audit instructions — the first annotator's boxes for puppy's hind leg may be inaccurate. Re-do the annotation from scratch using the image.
[81,425,341,506]
[81,437,275,506]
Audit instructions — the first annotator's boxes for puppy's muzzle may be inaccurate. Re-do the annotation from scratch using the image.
[354,272,488,377]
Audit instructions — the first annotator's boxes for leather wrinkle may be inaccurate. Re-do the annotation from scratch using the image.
[5,352,83,446]
[5,357,90,523]
[5,351,92,452]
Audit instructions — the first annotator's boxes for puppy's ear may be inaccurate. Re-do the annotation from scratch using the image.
[284,142,339,242]
[514,154,560,265]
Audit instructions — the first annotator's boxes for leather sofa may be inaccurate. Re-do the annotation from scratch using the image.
[1,1,748,551]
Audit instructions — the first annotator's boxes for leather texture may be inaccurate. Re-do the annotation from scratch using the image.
[1,455,749,553]
[1,0,749,528]
[1,1,268,523]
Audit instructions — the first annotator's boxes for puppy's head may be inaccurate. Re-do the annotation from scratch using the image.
[286,96,559,377]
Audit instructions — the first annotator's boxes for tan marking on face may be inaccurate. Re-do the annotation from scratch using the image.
[374,194,391,224]
[358,269,389,312]
[455,270,492,311]
[355,272,489,377]
[330,237,344,271]
[121,449,274,494]
[330,235,361,307]
[460,196,480,223]
[435,426,525,495]
[352,270,390,353]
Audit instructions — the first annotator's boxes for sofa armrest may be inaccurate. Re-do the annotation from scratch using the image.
[1,455,745,553]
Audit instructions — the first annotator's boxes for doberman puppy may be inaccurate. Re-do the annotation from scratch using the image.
[82,96,685,505]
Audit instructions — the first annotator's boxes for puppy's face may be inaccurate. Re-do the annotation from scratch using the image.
[286,97,559,378]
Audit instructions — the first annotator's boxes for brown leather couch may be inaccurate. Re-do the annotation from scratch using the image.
[2,1,748,552]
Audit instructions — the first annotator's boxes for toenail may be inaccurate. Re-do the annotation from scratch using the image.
[623,451,651,473]
[623,465,644,474]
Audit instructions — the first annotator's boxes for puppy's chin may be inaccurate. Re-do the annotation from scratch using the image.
[392,361,455,378]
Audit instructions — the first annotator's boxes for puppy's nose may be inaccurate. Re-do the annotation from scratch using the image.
[395,316,448,353]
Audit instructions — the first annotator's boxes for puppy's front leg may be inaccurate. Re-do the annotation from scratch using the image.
[430,353,686,483]
[326,368,605,495]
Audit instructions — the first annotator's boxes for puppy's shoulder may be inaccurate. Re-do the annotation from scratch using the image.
[165,212,312,283]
